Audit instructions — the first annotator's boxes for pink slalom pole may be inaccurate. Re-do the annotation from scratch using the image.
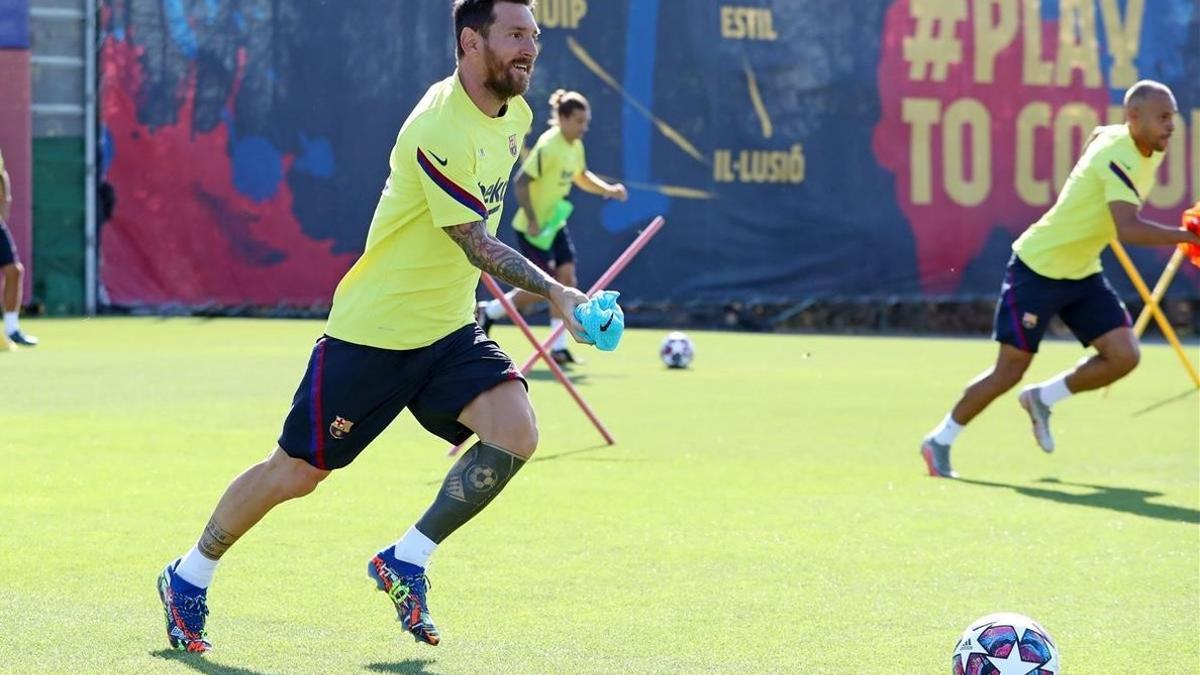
[447,215,666,456]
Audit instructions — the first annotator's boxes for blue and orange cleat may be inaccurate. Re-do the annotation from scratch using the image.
[157,560,212,653]
[368,555,440,646]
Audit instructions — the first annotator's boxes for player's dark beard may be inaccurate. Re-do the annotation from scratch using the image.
[482,44,530,99]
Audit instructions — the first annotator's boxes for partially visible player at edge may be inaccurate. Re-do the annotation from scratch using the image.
[921,80,1200,478]
[0,145,37,348]
[478,89,627,366]
[157,0,594,652]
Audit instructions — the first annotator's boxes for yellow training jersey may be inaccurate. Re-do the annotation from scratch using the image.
[1013,124,1164,279]
[0,147,6,176]
[325,72,532,349]
[512,126,586,233]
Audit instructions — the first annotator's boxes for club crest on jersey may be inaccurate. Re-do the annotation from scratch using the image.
[1022,313,1039,329]
[509,134,519,157]
[329,416,355,439]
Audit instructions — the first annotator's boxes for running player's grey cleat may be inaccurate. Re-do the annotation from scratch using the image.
[920,436,958,478]
[1018,386,1055,453]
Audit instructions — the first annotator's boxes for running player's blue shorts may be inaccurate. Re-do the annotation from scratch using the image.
[992,254,1131,354]
[517,227,576,273]
[278,324,526,470]
[0,220,17,267]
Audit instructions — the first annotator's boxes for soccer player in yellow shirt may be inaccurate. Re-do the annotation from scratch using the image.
[920,80,1200,478]
[477,89,627,365]
[157,0,593,651]
[0,146,36,347]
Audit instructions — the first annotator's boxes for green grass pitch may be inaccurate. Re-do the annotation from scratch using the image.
[1,318,1196,673]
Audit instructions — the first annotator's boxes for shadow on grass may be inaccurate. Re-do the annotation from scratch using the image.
[149,650,267,675]
[530,443,615,464]
[956,477,1200,524]
[524,370,589,385]
[365,660,438,674]
[1130,388,1198,417]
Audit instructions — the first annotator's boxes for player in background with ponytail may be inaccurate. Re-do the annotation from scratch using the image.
[478,89,627,366]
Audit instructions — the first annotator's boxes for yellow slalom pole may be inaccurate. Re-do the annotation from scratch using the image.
[1131,248,1185,337]
[1109,239,1200,388]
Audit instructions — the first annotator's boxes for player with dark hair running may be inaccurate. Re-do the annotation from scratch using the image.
[921,80,1200,478]
[157,0,594,651]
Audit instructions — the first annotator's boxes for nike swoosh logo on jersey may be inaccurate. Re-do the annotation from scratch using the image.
[487,205,501,216]
[427,150,449,166]
[600,313,615,332]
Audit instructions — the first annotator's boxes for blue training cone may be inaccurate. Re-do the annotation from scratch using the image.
[574,290,624,351]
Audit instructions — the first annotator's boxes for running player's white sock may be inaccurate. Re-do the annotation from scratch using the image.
[550,319,568,351]
[930,413,963,446]
[484,299,506,320]
[1036,374,1072,407]
[175,545,219,589]
[392,526,438,569]
[3,312,18,334]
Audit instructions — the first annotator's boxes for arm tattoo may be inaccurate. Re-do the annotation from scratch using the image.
[197,518,240,560]
[444,220,555,297]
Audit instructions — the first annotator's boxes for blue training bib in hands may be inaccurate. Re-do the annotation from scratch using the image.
[573,290,624,351]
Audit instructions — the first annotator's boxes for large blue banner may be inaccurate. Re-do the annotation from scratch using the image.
[99,0,1200,307]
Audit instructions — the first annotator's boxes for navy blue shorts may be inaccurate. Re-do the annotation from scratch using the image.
[517,227,576,273]
[993,255,1131,353]
[278,324,526,470]
[0,221,17,267]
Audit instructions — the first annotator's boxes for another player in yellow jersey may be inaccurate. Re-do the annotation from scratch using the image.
[920,80,1200,478]
[0,146,36,347]
[478,89,627,365]
[157,0,594,652]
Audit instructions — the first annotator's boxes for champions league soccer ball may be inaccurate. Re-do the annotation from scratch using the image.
[952,613,1060,675]
[660,331,694,369]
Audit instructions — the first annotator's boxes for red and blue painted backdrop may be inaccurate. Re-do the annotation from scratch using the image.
[99,0,1200,308]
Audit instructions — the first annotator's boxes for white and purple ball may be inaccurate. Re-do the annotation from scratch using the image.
[659,331,694,369]
[952,612,1059,675]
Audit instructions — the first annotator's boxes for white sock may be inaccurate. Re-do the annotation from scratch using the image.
[392,526,438,569]
[484,299,506,320]
[1036,374,1073,407]
[931,413,964,446]
[175,545,219,589]
[3,312,17,334]
[550,318,568,351]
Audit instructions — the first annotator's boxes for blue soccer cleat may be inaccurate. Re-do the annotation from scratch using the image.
[368,555,441,646]
[574,290,623,351]
[157,559,212,653]
[7,330,37,347]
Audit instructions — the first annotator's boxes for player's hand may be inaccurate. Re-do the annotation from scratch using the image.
[527,220,541,237]
[548,285,592,345]
[607,184,628,203]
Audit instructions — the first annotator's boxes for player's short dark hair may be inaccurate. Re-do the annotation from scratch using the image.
[453,0,535,58]
[1123,80,1174,108]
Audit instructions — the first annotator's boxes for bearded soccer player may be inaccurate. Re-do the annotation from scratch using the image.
[921,80,1200,478]
[157,0,594,651]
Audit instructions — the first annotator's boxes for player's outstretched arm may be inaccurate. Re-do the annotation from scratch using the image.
[574,171,627,202]
[445,220,591,342]
[1110,202,1200,247]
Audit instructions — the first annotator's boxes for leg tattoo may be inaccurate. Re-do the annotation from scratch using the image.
[197,518,240,560]
[415,442,526,543]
